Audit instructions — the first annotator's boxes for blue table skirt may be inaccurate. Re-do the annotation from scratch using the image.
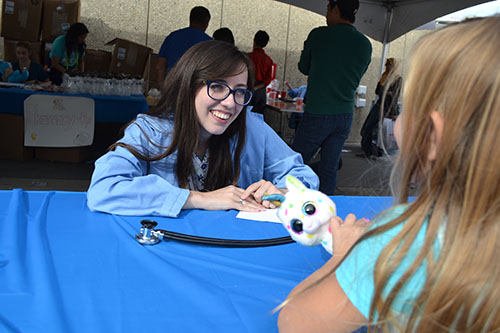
[0,190,393,333]
[0,87,149,123]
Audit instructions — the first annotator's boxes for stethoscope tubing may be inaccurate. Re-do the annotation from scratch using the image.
[156,228,294,248]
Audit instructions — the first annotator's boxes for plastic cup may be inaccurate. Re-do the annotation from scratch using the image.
[295,97,304,110]
[279,90,287,100]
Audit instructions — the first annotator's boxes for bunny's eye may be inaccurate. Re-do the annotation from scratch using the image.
[302,202,316,216]
[291,219,303,234]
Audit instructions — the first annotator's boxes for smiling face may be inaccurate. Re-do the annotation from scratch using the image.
[194,68,248,143]
[15,46,30,63]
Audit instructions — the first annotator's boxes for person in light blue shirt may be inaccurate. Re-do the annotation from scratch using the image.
[284,81,307,99]
[87,40,318,218]
[284,81,307,129]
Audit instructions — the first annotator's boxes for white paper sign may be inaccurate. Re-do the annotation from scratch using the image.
[24,95,95,147]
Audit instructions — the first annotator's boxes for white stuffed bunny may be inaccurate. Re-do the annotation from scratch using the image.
[263,175,336,254]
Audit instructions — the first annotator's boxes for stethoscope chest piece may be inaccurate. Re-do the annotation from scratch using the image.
[135,220,161,245]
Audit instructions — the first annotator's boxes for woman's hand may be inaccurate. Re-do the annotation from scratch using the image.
[184,185,266,212]
[330,214,370,258]
[240,180,284,209]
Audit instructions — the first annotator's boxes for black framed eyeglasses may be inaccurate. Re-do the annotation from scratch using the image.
[203,80,254,106]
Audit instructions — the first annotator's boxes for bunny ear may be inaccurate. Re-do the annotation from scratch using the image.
[286,175,307,192]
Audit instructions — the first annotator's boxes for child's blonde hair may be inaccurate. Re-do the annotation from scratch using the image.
[370,16,500,331]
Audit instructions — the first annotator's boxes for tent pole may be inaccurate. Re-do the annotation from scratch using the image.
[379,6,393,77]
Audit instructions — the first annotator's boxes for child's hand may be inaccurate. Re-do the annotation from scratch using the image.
[330,214,370,258]
[240,180,284,209]
[284,81,292,90]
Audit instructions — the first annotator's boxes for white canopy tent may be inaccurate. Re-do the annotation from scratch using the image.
[275,0,491,74]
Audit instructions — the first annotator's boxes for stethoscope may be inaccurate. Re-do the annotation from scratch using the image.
[135,220,294,247]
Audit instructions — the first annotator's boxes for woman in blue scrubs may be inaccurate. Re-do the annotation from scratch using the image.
[87,40,318,218]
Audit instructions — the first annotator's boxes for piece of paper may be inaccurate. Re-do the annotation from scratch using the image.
[236,209,281,223]
[24,94,95,147]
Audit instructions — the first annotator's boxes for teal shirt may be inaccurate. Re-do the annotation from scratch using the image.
[336,205,443,319]
[299,24,372,115]
[50,35,85,69]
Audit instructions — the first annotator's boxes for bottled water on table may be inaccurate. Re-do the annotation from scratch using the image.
[62,72,145,96]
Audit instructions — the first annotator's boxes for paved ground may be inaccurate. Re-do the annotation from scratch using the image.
[0,143,394,195]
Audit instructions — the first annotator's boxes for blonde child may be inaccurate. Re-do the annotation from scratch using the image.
[278,16,500,332]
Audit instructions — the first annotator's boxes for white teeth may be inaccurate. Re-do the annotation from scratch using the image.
[212,110,230,120]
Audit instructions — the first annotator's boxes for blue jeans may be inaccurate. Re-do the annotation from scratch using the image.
[292,112,353,195]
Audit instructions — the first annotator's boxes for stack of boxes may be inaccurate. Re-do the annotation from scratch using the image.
[1,0,156,162]
[1,0,154,80]
[1,0,81,161]
[1,0,80,64]
[143,52,162,92]
[1,0,155,80]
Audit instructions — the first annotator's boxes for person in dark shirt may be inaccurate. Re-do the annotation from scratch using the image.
[213,27,235,45]
[156,6,212,78]
[11,41,49,83]
[291,0,372,195]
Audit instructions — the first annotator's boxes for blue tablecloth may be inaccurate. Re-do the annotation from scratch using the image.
[0,87,148,123]
[0,190,393,332]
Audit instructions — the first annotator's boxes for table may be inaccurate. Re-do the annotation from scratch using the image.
[0,189,393,332]
[0,87,149,123]
[266,99,303,141]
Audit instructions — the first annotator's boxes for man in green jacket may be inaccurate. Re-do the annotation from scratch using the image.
[292,0,372,195]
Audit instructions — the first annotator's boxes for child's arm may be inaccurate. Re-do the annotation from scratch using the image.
[278,215,369,332]
[278,269,366,333]
[51,56,66,73]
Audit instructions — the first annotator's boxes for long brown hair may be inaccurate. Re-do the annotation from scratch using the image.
[367,16,500,331]
[111,40,255,191]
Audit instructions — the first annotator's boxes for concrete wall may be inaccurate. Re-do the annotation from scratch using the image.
[0,0,433,143]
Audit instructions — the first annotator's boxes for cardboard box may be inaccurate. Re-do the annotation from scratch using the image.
[84,49,111,73]
[41,0,80,43]
[35,146,90,163]
[143,53,162,82]
[1,0,43,41]
[3,39,44,64]
[106,38,152,77]
[0,113,34,161]
[143,53,163,92]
